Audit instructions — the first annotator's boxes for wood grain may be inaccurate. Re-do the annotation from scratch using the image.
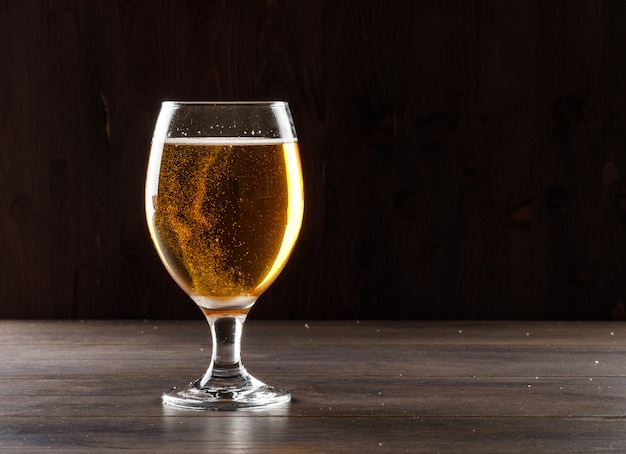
[2,320,626,452]
[1,1,626,319]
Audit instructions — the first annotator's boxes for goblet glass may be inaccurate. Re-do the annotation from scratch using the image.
[145,101,304,409]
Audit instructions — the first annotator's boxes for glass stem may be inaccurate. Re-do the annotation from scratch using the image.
[199,314,249,388]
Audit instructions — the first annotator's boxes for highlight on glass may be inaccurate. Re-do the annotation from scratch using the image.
[145,101,304,409]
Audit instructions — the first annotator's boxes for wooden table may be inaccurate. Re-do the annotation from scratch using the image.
[1,320,626,452]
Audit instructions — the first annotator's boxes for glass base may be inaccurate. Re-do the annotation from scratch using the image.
[162,375,291,410]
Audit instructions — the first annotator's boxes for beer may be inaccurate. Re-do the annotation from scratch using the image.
[147,138,304,312]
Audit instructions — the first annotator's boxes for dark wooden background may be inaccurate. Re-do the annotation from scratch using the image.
[1,0,625,320]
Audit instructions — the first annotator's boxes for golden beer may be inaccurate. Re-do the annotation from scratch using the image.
[147,138,304,312]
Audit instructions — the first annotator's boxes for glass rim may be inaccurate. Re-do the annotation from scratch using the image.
[161,101,288,107]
